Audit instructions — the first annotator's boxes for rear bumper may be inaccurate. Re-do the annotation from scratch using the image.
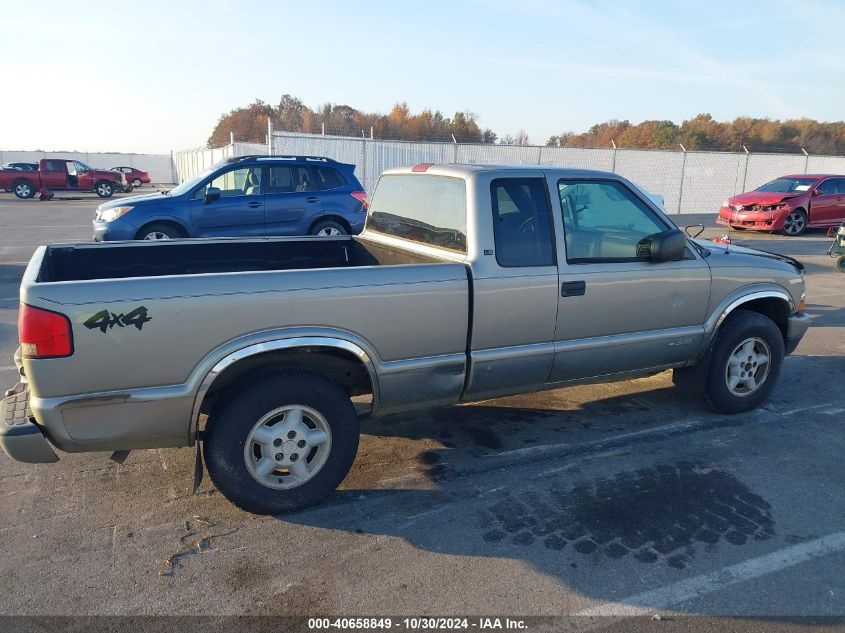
[1,382,59,464]
[785,312,811,355]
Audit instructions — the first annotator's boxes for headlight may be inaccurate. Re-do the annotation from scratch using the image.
[99,206,133,222]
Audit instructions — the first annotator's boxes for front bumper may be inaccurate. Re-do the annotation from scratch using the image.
[1,382,59,464]
[785,312,811,355]
[717,206,784,231]
[93,217,137,241]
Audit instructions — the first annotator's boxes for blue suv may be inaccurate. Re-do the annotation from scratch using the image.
[93,155,367,241]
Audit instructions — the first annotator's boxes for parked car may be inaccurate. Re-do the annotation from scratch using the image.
[0,159,127,199]
[111,166,151,188]
[93,155,367,240]
[1,162,38,171]
[1,164,809,514]
[718,174,845,236]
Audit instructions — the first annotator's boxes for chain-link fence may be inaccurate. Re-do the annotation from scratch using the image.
[172,141,268,184]
[269,131,845,215]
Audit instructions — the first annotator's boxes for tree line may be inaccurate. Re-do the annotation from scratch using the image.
[208,97,845,155]
[547,114,845,154]
[208,95,497,147]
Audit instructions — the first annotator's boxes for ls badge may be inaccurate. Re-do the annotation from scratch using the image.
[84,306,152,333]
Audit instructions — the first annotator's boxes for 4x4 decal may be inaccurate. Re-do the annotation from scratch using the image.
[84,306,152,333]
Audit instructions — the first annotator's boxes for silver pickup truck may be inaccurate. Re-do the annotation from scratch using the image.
[1,164,810,514]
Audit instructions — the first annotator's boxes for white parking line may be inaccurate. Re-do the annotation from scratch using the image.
[0,365,16,372]
[576,531,845,616]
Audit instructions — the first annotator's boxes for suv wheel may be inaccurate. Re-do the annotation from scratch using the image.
[138,223,180,240]
[310,220,348,237]
[203,370,360,514]
[703,310,784,414]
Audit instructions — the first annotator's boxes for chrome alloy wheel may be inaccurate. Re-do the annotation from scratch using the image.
[14,183,32,197]
[97,182,112,196]
[316,226,342,236]
[142,231,170,240]
[725,337,771,397]
[243,405,332,489]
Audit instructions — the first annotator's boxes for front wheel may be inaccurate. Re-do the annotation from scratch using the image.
[203,370,360,514]
[836,254,845,273]
[95,181,115,198]
[703,310,784,414]
[782,209,807,236]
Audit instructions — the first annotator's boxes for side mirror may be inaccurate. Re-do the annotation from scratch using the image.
[640,229,686,263]
[811,189,820,197]
[204,186,221,203]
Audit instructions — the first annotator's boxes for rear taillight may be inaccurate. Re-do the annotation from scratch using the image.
[19,304,73,358]
[351,190,368,210]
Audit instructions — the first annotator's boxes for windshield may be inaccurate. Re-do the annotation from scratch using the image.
[755,177,817,193]
[168,162,226,196]
[367,174,467,253]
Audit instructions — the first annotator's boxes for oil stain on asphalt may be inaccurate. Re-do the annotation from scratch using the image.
[478,462,775,569]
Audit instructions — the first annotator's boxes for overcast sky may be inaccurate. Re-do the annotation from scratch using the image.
[1,0,841,154]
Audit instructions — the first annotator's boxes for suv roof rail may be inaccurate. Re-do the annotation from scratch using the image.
[225,154,338,164]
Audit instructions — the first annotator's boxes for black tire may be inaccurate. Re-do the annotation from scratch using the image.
[836,254,845,273]
[12,179,35,199]
[782,208,807,236]
[132,178,142,188]
[136,223,181,240]
[703,310,784,414]
[310,219,348,236]
[95,180,115,198]
[203,370,360,514]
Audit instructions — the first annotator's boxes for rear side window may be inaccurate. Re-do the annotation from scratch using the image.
[266,166,315,193]
[491,178,555,267]
[44,160,63,171]
[368,174,467,253]
[313,167,347,190]
[817,179,838,195]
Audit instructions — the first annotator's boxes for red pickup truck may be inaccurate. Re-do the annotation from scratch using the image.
[0,159,127,199]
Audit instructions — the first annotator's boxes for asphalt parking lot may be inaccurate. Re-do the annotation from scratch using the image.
[1,195,844,623]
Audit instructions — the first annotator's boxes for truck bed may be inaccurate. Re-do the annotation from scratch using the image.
[37,235,446,282]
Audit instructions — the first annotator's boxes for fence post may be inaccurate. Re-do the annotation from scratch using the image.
[801,147,809,173]
[677,144,687,215]
[611,140,617,173]
[537,145,543,164]
[741,145,750,192]
[267,118,273,155]
[452,135,458,163]
[361,138,367,191]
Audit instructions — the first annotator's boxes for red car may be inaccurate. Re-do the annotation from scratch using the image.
[0,159,126,199]
[111,166,151,188]
[718,174,845,236]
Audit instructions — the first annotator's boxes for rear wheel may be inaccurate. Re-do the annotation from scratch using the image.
[132,178,142,188]
[782,209,807,236]
[95,181,114,198]
[13,180,35,199]
[703,310,784,414]
[310,219,348,237]
[836,254,845,273]
[137,223,181,240]
[203,371,360,514]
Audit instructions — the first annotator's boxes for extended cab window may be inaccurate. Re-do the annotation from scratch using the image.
[194,166,262,199]
[491,178,555,267]
[558,180,667,263]
[368,174,467,253]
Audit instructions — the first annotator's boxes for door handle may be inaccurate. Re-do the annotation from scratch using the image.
[306,196,319,203]
[561,281,586,297]
[247,201,262,208]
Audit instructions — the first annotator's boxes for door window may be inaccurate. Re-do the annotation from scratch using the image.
[266,166,315,193]
[558,180,667,263]
[313,167,347,190]
[490,178,555,267]
[816,179,838,196]
[194,166,262,199]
